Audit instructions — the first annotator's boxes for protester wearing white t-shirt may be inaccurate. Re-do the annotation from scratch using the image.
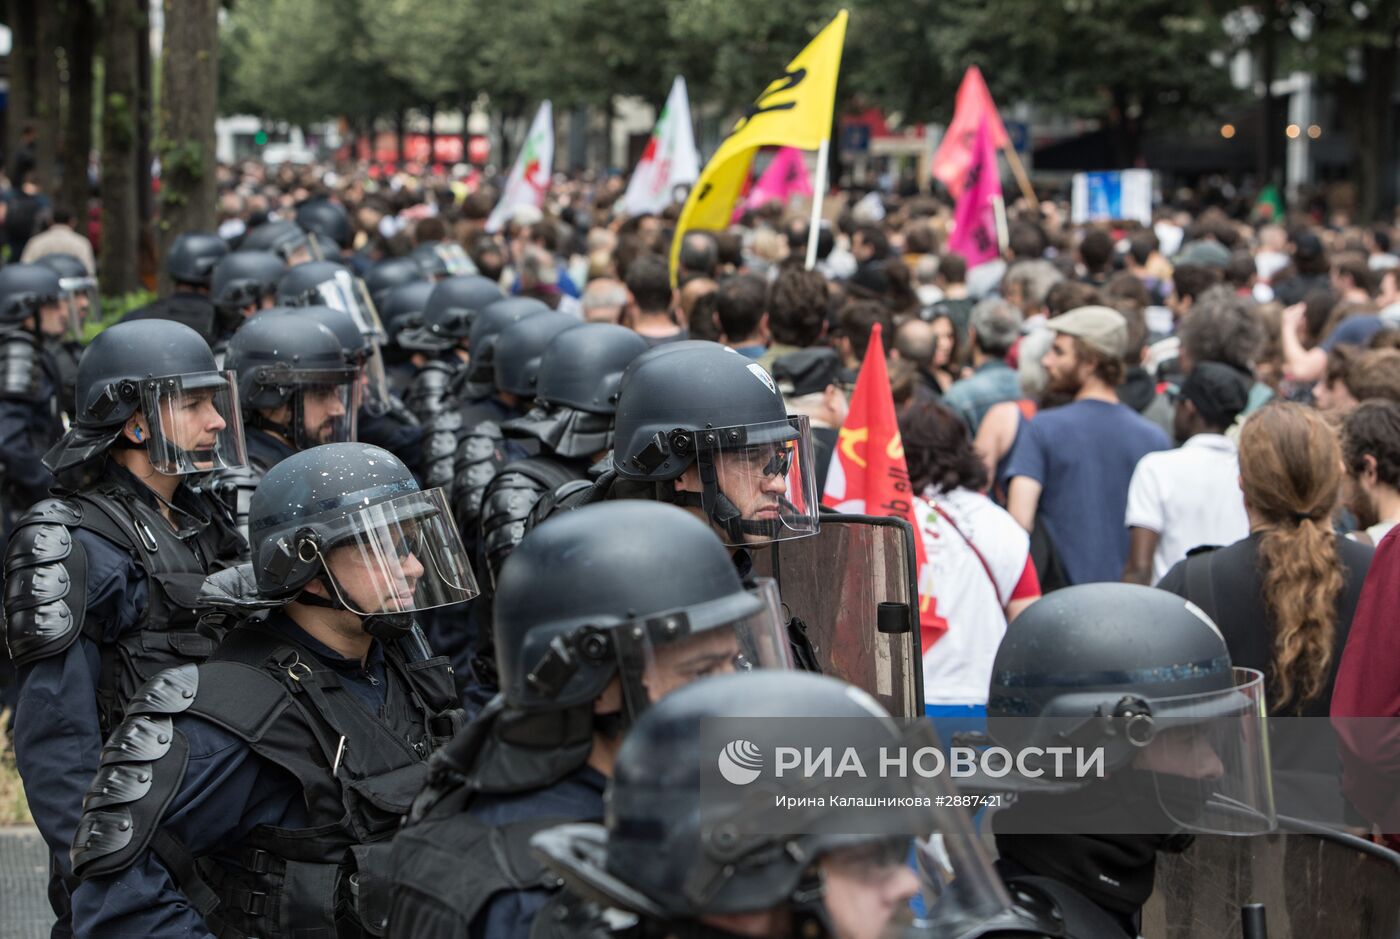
[901,401,1040,709]
[1124,362,1252,584]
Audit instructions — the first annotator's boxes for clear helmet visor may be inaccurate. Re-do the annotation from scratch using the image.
[615,578,794,716]
[1143,668,1276,835]
[138,371,248,474]
[690,415,820,547]
[308,270,387,344]
[284,370,361,449]
[358,340,393,416]
[316,488,480,616]
[57,276,98,340]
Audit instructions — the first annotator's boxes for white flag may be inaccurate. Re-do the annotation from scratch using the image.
[486,101,554,234]
[622,77,700,217]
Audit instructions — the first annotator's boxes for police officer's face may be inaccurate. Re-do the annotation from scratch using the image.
[158,392,228,467]
[38,300,69,337]
[677,445,793,545]
[818,841,921,939]
[301,385,348,444]
[642,626,743,701]
[325,533,426,614]
[1132,726,1226,780]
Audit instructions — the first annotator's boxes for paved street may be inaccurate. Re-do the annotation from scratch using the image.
[0,828,53,939]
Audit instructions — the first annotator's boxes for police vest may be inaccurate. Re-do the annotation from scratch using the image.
[4,482,241,734]
[72,622,464,939]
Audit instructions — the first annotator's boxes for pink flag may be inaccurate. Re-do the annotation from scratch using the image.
[931,66,1010,198]
[742,147,813,212]
[947,117,1002,268]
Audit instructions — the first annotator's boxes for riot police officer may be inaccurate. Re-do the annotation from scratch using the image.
[364,256,427,313]
[548,341,822,553]
[7,319,247,933]
[532,671,961,939]
[209,249,285,357]
[211,309,361,535]
[296,197,353,258]
[415,296,552,494]
[400,278,509,422]
[69,443,477,938]
[385,500,794,939]
[412,239,476,280]
[967,583,1276,937]
[33,252,97,415]
[382,280,440,400]
[476,322,648,587]
[122,232,230,344]
[285,302,425,481]
[0,263,71,539]
[240,217,313,265]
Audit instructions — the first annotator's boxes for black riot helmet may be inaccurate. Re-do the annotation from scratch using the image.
[381,281,437,349]
[241,219,312,264]
[211,250,285,315]
[364,256,425,311]
[981,583,1275,834]
[248,443,478,639]
[494,501,790,718]
[295,198,352,250]
[43,319,247,475]
[492,313,578,398]
[412,274,505,349]
[612,342,821,546]
[531,671,955,934]
[165,232,229,288]
[34,253,98,339]
[0,263,63,327]
[277,260,383,343]
[503,323,649,458]
[226,309,360,450]
[462,296,551,398]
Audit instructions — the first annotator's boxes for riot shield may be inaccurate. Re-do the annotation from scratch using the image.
[1142,817,1400,938]
[751,513,923,718]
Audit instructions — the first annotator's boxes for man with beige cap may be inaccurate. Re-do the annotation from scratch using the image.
[1003,306,1171,588]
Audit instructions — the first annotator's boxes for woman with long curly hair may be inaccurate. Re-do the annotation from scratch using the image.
[1158,401,1372,816]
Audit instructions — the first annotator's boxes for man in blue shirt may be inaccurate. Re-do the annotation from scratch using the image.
[944,297,1024,433]
[1005,306,1171,587]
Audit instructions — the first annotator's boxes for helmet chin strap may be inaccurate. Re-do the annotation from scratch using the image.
[297,577,415,641]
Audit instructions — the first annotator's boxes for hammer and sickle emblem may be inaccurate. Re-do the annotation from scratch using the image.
[733,67,808,132]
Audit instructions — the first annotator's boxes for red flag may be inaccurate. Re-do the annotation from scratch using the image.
[947,116,1003,267]
[931,66,1010,199]
[822,324,947,646]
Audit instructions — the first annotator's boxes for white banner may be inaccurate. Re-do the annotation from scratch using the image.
[622,77,700,216]
[486,101,554,233]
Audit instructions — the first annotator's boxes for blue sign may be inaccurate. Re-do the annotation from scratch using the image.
[1005,120,1030,154]
[840,124,871,154]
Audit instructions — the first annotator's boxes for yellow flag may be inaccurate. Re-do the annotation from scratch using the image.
[670,9,849,283]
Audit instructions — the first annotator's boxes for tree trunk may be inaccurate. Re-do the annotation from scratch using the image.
[32,1,62,194]
[60,0,97,222]
[394,109,406,170]
[426,102,437,167]
[135,7,156,291]
[100,0,143,295]
[5,0,36,179]
[155,0,219,294]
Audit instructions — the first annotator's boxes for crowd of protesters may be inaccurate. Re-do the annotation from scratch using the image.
[7,150,1400,858]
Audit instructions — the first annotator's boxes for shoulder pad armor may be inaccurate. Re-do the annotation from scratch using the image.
[71,665,199,878]
[480,470,552,585]
[449,423,507,533]
[406,362,459,421]
[526,478,606,534]
[482,460,584,585]
[3,497,88,666]
[0,331,42,400]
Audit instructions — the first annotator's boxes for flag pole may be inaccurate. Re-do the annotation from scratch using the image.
[805,136,831,270]
[1000,139,1037,208]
